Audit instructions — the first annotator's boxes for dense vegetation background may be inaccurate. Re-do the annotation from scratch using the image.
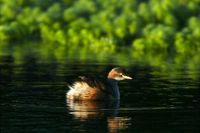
[0,0,200,70]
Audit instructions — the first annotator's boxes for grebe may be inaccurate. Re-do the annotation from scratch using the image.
[66,67,132,100]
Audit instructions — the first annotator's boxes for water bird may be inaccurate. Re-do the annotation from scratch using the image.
[66,67,132,100]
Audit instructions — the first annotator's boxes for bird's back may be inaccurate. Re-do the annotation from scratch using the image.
[67,76,110,100]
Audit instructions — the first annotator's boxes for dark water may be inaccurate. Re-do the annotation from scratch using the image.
[1,55,200,133]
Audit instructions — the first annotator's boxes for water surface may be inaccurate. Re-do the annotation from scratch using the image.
[1,55,199,133]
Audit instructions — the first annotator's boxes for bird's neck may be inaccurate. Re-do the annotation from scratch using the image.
[107,79,120,100]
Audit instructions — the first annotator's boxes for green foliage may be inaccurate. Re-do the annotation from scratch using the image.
[0,0,200,70]
[175,17,200,55]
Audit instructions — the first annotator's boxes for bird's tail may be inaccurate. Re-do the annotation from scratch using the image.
[66,83,74,90]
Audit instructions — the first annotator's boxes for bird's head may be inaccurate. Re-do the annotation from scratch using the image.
[107,67,132,81]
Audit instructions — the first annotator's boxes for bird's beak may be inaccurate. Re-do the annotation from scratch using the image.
[122,75,132,80]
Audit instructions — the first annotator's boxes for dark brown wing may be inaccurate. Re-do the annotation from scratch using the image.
[77,76,108,93]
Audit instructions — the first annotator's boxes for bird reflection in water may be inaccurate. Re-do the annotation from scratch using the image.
[107,117,131,133]
[66,99,131,132]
